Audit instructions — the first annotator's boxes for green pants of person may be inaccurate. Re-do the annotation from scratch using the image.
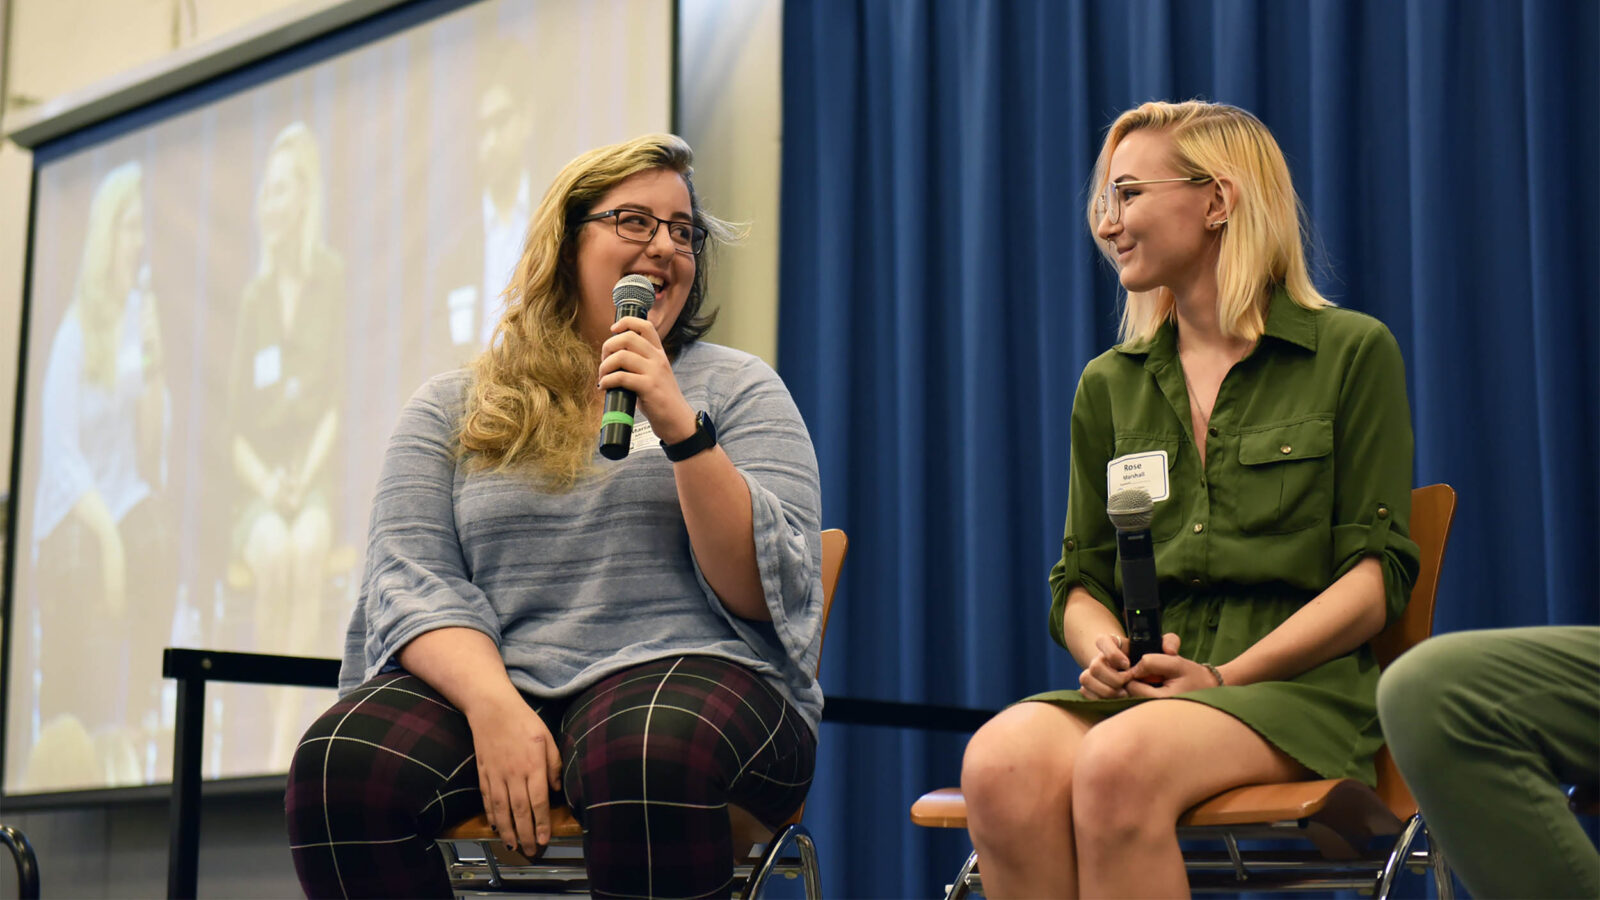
[1378,625,1600,899]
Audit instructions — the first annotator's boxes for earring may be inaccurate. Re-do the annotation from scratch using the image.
[1210,217,1229,229]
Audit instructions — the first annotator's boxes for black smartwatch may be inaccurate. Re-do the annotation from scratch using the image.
[661,410,717,462]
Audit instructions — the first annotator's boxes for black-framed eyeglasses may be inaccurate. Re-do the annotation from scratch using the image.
[580,208,708,256]
[1094,175,1213,225]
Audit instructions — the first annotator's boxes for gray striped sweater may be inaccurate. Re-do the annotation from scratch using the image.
[339,341,825,734]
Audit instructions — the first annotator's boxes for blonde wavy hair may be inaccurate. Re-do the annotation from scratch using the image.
[460,133,737,487]
[74,161,145,387]
[1086,100,1330,344]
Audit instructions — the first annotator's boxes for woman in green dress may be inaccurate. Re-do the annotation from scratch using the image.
[959,100,1421,898]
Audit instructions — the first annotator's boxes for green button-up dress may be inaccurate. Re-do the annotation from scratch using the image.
[1030,288,1421,785]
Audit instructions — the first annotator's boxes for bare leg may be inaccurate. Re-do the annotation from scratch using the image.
[1073,699,1310,899]
[961,701,1094,899]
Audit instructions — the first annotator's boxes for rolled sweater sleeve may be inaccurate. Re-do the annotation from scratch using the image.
[340,374,500,694]
[696,355,824,685]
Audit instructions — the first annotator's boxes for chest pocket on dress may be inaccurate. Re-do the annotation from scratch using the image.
[1235,418,1333,534]
[1111,435,1184,542]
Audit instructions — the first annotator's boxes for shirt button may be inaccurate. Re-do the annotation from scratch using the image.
[1376,506,1389,519]
[1193,523,1205,534]
[1280,444,1292,454]
[1065,539,1077,551]
[1207,426,1219,437]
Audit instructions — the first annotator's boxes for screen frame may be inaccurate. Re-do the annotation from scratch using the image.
[1,0,683,807]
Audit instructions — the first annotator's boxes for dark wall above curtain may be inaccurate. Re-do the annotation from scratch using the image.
[778,1,1598,895]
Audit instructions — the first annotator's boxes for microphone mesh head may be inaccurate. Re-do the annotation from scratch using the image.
[1107,489,1155,531]
[612,274,656,311]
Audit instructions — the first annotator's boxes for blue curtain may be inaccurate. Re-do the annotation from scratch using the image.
[777,1,1598,895]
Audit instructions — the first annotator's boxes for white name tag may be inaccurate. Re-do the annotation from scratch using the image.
[253,344,281,389]
[629,416,661,454]
[1107,450,1170,502]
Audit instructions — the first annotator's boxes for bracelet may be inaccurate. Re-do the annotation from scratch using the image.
[1202,662,1225,686]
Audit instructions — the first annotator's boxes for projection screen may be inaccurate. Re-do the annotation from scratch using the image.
[4,0,674,795]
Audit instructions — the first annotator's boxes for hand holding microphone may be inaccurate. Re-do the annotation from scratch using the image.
[598,275,655,459]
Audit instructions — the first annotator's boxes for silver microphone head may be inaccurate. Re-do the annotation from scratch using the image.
[612,274,656,313]
[1107,489,1155,532]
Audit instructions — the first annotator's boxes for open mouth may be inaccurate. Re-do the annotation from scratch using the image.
[634,272,668,301]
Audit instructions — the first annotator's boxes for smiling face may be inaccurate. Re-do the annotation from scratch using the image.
[1094,129,1218,297]
[572,167,697,348]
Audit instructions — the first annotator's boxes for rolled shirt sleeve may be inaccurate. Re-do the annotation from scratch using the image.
[1329,324,1421,623]
[1050,370,1120,648]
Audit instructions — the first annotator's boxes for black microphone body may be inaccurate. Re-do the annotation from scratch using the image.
[1108,489,1162,665]
[598,275,656,460]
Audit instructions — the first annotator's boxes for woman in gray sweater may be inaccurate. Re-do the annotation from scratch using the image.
[286,134,824,900]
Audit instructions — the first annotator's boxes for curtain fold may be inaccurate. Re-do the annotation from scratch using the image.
[779,1,1597,894]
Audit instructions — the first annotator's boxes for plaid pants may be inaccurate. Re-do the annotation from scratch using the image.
[285,655,816,899]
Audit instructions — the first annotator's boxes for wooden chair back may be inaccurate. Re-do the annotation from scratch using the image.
[1370,484,1457,818]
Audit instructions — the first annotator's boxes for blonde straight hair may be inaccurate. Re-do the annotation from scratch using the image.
[459,133,737,487]
[1086,101,1330,344]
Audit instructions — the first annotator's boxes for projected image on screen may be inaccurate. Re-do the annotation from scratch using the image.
[6,0,672,794]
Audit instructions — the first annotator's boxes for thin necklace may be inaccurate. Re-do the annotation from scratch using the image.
[1179,340,1254,434]
[1181,365,1216,433]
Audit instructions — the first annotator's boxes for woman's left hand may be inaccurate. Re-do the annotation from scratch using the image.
[598,317,697,444]
[1126,633,1223,696]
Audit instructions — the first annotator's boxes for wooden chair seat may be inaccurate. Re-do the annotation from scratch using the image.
[441,802,796,865]
[908,788,971,829]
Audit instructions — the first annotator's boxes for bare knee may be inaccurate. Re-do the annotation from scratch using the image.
[962,704,1079,839]
[1072,727,1169,847]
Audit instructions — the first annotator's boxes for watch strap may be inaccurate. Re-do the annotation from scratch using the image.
[661,411,716,462]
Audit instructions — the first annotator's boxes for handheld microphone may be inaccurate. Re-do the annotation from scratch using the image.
[1107,488,1162,665]
[598,274,656,460]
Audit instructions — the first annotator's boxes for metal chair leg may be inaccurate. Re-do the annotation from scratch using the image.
[795,828,822,900]
[1374,813,1426,900]
[741,823,820,900]
[946,849,979,900]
